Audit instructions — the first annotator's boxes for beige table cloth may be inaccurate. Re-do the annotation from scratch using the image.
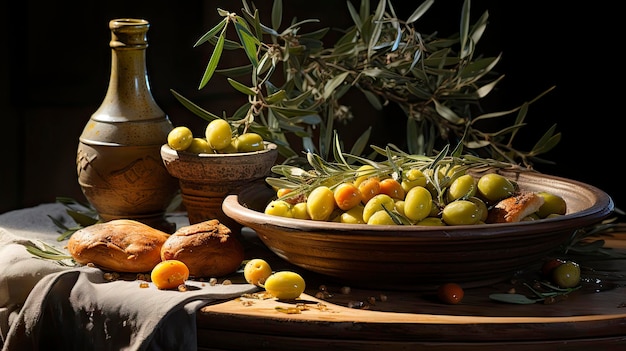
[0,203,257,351]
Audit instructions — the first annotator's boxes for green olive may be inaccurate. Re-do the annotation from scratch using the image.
[394,200,405,217]
[263,271,306,300]
[186,137,214,154]
[338,205,365,224]
[362,194,395,223]
[291,202,310,220]
[403,186,432,222]
[467,196,488,222]
[441,200,481,225]
[167,126,194,151]
[367,210,397,225]
[401,168,427,192]
[205,119,233,151]
[477,173,515,203]
[243,258,272,286]
[217,140,238,154]
[235,133,265,152]
[447,174,477,202]
[536,191,567,218]
[551,261,580,288]
[264,200,293,218]
[416,217,446,226]
[306,186,336,221]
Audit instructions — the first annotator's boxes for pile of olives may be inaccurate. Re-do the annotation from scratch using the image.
[167,119,266,154]
[264,166,567,226]
[243,258,306,300]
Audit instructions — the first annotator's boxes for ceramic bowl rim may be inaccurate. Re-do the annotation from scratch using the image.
[222,170,615,239]
[160,141,277,158]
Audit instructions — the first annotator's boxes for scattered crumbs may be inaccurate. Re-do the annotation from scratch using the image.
[275,306,301,314]
[103,272,118,281]
[241,291,274,300]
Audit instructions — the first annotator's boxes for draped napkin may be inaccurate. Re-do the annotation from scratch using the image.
[0,204,258,351]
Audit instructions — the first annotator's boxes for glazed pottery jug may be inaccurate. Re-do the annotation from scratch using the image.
[77,18,178,232]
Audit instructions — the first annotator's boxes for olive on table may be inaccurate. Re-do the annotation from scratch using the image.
[244,258,273,286]
[263,271,306,300]
[437,282,464,304]
[551,261,581,288]
[541,258,565,278]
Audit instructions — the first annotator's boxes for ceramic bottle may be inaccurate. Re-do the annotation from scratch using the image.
[77,18,178,232]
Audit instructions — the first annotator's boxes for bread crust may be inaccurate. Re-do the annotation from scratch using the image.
[486,192,545,223]
[67,219,170,272]
[160,219,245,278]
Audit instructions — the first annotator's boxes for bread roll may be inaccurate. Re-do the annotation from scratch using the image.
[486,192,545,223]
[160,219,245,278]
[67,219,170,272]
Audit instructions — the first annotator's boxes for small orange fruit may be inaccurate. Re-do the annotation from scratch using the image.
[151,260,190,290]
[437,282,464,304]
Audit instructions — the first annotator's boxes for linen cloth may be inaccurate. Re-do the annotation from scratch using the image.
[0,203,258,351]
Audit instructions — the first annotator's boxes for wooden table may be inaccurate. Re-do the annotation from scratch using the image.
[3,203,622,350]
[196,228,626,350]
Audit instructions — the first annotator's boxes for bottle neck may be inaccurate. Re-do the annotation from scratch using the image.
[107,47,154,102]
[94,19,164,122]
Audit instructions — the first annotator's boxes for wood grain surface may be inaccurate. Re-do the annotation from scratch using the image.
[197,229,626,350]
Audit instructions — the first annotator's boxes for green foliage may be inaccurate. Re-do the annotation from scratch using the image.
[173,0,559,167]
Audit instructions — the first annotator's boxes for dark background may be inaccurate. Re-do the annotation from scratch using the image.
[2,1,622,214]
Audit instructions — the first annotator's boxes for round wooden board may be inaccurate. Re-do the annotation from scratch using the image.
[196,230,626,350]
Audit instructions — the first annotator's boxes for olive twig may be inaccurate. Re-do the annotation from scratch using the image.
[489,280,582,305]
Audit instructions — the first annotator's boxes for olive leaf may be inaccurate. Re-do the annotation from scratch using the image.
[21,240,76,266]
[176,0,558,167]
[489,293,540,305]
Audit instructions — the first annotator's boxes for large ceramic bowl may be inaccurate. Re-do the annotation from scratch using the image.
[161,142,278,230]
[222,169,614,290]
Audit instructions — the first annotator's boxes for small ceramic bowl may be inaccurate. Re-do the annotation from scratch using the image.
[161,142,278,229]
[222,169,614,290]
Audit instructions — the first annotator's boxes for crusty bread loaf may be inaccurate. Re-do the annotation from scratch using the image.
[160,219,245,278]
[67,219,170,272]
[486,192,545,223]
